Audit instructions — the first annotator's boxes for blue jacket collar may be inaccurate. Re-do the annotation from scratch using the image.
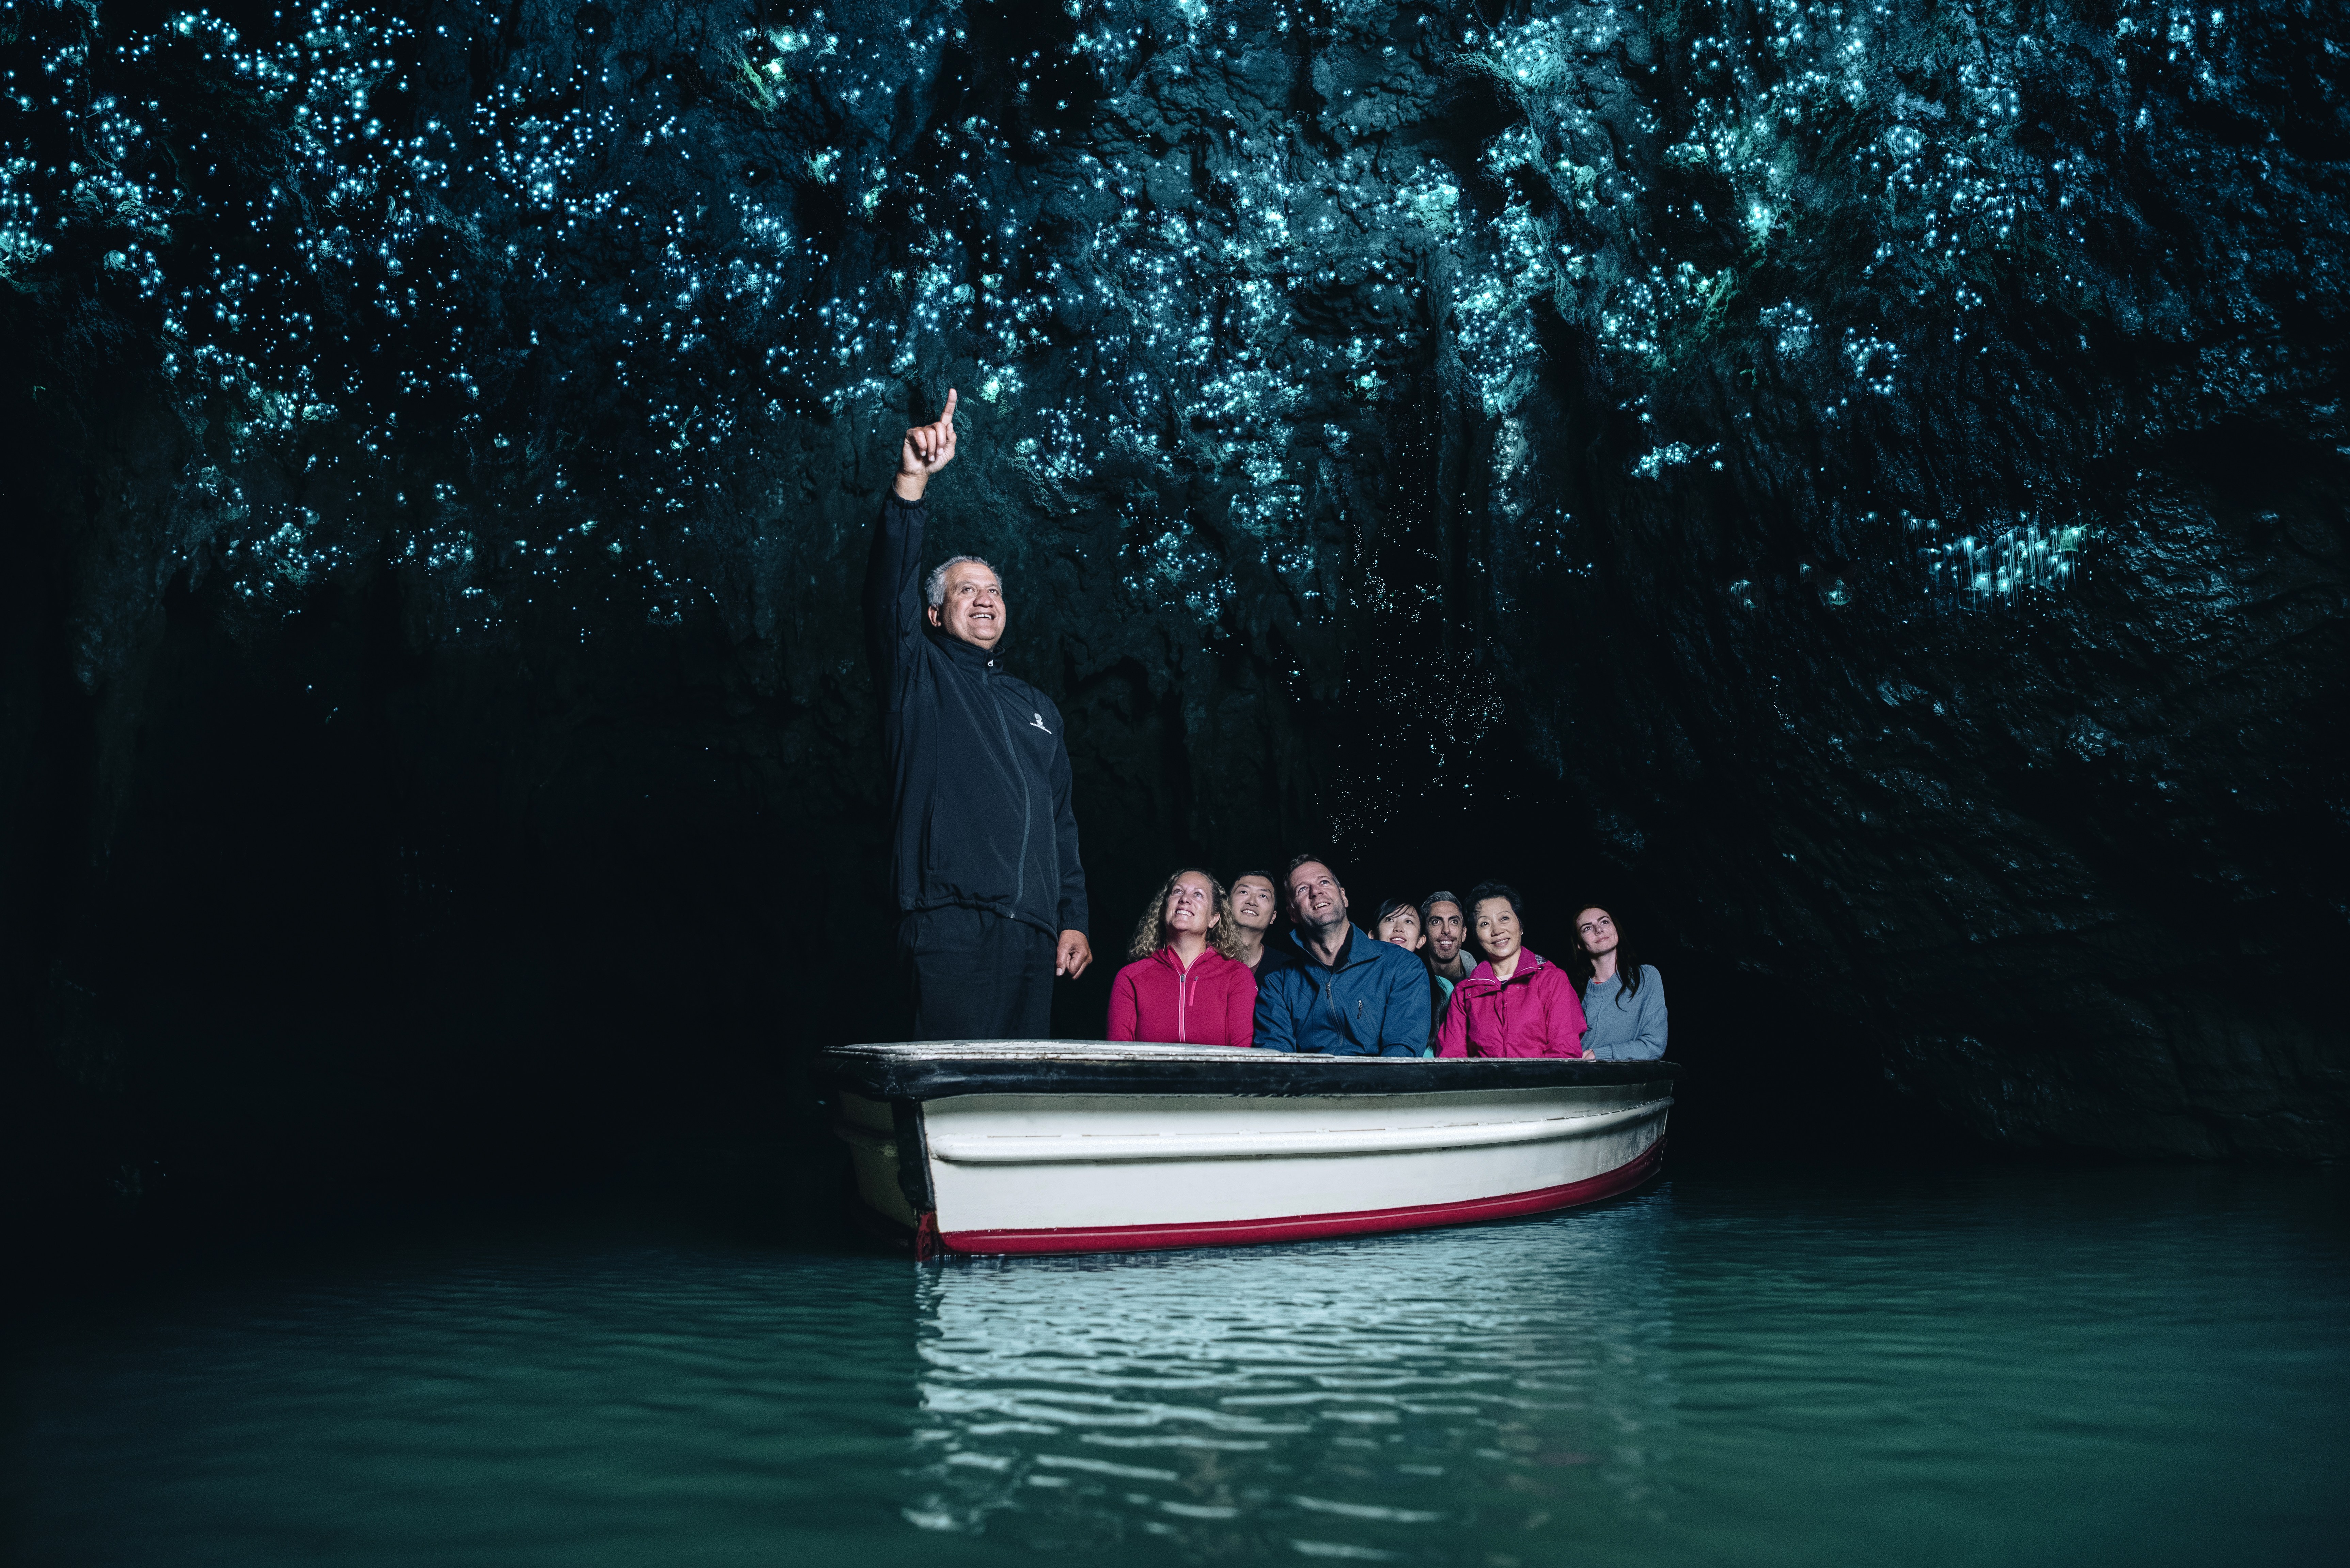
[1286,922,1366,969]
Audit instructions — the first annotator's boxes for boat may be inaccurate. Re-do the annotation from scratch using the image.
[821,1041,1679,1258]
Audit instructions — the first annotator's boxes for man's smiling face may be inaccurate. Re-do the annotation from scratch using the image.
[1286,861,1348,933]
[929,561,1006,650]
[1423,900,1465,964]
[1230,875,1278,934]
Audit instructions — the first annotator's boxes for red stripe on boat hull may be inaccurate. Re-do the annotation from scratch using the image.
[937,1137,1667,1256]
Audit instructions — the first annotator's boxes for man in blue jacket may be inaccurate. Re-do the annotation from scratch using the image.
[865,389,1093,1040]
[1253,855,1431,1056]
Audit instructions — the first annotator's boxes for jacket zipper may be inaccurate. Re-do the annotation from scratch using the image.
[986,666,1033,913]
[1177,967,1189,1043]
[1277,931,1384,1047]
[1318,935,1369,1046]
[1473,959,1539,1050]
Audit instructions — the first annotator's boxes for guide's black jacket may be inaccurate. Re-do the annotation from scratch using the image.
[865,494,1088,940]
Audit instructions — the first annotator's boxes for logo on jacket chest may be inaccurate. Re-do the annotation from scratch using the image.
[1029,712,1052,734]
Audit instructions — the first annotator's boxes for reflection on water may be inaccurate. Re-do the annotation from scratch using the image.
[907,1196,1674,1556]
[8,1168,2348,1567]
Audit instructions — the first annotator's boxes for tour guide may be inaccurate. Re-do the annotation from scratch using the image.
[1253,855,1432,1055]
[865,389,1093,1039]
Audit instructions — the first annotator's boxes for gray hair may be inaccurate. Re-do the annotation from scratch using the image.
[1419,890,1463,925]
[925,555,1000,609]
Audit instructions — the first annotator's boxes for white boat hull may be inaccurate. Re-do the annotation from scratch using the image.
[825,1042,1675,1256]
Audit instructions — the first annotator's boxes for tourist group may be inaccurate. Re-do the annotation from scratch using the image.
[875,394,1666,1061]
[1107,858,1665,1059]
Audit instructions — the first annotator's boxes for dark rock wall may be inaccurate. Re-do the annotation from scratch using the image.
[5,0,2345,1225]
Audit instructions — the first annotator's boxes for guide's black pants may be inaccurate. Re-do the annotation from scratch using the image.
[899,906,1056,1041]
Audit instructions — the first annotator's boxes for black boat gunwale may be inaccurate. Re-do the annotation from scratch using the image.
[822,1044,1683,1103]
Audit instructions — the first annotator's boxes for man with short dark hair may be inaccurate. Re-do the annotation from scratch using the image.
[865,389,1093,1040]
[1252,855,1431,1056]
[1418,891,1471,1005]
[1227,870,1295,977]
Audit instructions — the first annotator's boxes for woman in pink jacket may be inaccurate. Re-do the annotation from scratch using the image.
[1106,868,1259,1047]
[1434,882,1591,1058]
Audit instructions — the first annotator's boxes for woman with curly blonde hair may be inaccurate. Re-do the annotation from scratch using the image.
[1106,867,1258,1047]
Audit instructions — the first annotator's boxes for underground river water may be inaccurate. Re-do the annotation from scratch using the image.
[10,1164,2347,1566]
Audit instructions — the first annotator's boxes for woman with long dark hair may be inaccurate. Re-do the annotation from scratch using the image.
[1372,898,1421,949]
[1567,906,1667,1060]
[1106,868,1258,1047]
[1375,897,1445,1056]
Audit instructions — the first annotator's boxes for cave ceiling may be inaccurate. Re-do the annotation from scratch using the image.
[5,0,2346,1166]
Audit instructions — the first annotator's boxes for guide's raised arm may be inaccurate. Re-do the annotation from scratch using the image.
[892,387,957,502]
[866,389,959,688]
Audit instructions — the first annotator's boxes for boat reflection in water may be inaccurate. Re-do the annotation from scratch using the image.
[902,1192,1675,1559]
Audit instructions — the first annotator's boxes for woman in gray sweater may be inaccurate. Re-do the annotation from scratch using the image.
[1569,907,1667,1060]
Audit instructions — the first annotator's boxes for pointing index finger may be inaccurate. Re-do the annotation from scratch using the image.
[942,387,958,424]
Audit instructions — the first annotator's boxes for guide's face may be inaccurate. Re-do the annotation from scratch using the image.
[1474,898,1522,963]
[1163,873,1216,936]
[1286,863,1347,928]
[1229,876,1277,933]
[1376,907,1421,948]
[1574,907,1618,958]
[928,562,1005,649]
[1422,901,1465,962]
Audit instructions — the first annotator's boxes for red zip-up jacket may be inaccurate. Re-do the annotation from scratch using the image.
[1107,946,1258,1047]
[1434,951,1589,1058]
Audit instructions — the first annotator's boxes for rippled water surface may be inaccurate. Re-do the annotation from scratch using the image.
[11,1167,2347,1566]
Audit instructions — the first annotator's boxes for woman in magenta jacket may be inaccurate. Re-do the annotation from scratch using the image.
[1434,882,1591,1058]
[1106,868,1259,1047]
